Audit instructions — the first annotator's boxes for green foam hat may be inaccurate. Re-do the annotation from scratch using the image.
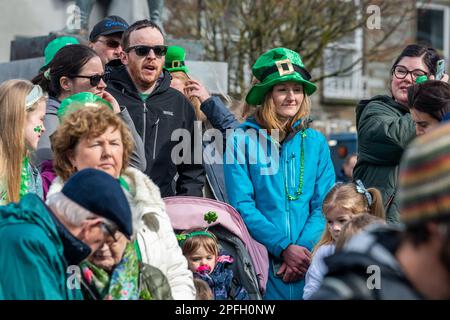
[165,45,189,74]
[42,36,80,69]
[245,47,317,105]
[58,92,113,121]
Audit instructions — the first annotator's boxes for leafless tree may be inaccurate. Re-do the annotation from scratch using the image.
[165,0,418,99]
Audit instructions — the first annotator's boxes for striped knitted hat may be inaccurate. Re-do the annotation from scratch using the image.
[399,123,450,224]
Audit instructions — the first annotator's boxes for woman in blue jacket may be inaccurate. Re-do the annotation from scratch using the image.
[224,48,335,300]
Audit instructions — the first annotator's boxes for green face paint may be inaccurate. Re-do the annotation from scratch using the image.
[33,125,43,133]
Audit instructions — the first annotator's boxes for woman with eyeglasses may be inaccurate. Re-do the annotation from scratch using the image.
[353,44,448,223]
[31,44,146,197]
[0,80,47,205]
[48,104,191,299]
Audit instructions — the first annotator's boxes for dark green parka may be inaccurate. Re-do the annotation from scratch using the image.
[353,95,415,223]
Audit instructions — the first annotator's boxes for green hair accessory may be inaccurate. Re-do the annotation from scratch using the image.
[176,231,215,247]
[57,92,113,122]
[204,211,218,224]
[415,75,428,84]
[177,211,219,246]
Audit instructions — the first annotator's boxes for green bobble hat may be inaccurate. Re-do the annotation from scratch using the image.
[42,36,80,69]
[245,47,317,105]
[58,92,113,121]
[165,45,189,74]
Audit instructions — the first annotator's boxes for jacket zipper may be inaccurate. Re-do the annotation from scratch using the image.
[290,152,296,190]
[153,118,160,160]
[142,102,147,146]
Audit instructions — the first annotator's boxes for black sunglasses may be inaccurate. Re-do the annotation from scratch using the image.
[70,73,109,87]
[125,45,168,57]
[96,38,121,49]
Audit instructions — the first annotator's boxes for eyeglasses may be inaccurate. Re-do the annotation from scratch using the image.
[125,45,168,57]
[95,38,121,49]
[70,73,109,87]
[392,65,428,80]
[101,222,118,242]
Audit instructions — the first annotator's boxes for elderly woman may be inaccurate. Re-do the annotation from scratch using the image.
[48,103,195,299]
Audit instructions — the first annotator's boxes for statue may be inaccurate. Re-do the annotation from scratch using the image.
[69,0,165,35]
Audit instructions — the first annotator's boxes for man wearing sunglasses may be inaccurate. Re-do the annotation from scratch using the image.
[106,19,205,198]
[89,15,129,66]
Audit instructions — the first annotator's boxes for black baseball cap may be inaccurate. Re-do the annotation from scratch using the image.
[89,15,129,42]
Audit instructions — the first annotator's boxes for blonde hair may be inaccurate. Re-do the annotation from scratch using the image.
[255,85,311,141]
[314,182,386,252]
[51,106,134,181]
[0,79,46,202]
[335,213,385,251]
[170,71,206,122]
[180,228,219,258]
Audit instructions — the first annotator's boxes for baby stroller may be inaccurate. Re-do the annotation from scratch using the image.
[163,196,269,300]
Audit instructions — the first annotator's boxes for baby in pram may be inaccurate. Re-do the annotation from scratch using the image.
[178,228,249,300]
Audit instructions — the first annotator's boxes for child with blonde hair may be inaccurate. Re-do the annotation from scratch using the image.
[303,181,385,299]
[0,80,47,204]
[178,228,249,300]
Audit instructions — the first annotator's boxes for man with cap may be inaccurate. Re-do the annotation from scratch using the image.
[312,123,450,300]
[0,168,133,300]
[89,15,129,66]
[106,20,205,197]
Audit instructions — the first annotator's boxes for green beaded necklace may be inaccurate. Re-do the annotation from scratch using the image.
[0,156,31,203]
[19,156,31,198]
[285,129,306,201]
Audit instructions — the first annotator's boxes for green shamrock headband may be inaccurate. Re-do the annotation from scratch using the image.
[176,211,219,246]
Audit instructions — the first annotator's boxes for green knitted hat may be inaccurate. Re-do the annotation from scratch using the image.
[58,92,113,121]
[165,45,189,74]
[42,36,80,69]
[246,47,317,105]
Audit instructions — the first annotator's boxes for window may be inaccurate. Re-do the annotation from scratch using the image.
[417,3,450,60]
[322,27,367,101]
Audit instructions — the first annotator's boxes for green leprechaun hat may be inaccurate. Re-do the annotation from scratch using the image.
[245,47,317,105]
[165,45,189,74]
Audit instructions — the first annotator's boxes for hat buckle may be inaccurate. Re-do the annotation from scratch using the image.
[276,59,295,77]
[171,60,182,68]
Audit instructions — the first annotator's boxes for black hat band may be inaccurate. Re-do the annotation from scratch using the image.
[260,63,311,82]
[165,60,185,69]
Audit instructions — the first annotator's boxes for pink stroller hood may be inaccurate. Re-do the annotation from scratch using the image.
[163,196,269,294]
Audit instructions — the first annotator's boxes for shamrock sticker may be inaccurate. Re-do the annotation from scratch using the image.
[204,211,218,224]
